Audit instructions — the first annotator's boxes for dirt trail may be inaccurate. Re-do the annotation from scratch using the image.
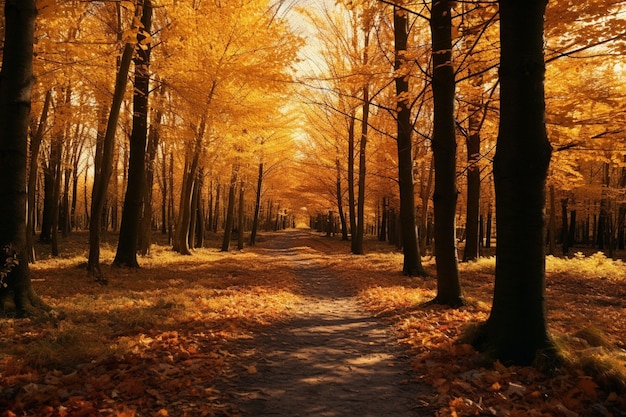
[219,230,430,417]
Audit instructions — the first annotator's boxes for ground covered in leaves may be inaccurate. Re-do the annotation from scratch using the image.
[1,230,625,416]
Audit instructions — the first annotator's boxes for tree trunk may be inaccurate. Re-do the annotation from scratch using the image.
[548,184,556,255]
[188,170,200,250]
[114,0,152,267]
[87,25,136,281]
[173,110,208,254]
[194,168,205,248]
[49,132,63,257]
[472,0,555,365]
[354,88,369,254]
[430,0,463,307]
[336,158,349,241]
[213,182,221,232]
[347,110,357,244]
[249,163,263,245]
[419,156,434,254]
[237,180,245,250]
[379,197,387,242]
[221,165,238,252]
[463,117,481,262]
[394,6,427,276]
[138,82,163,255]
[0,0,47,314]
[27,90,52,263]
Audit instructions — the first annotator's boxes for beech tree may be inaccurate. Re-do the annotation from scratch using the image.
[113,0,153,267]
[471,0,556,365]
[0,0,47,314]
[429,0,463,306]
[394,5,427,276]
[87,2,141,280]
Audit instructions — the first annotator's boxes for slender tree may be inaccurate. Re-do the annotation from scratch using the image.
[394,5,427,276]
[249,162,264,245]
[113,0,153,267]
[26,90,52,263]
[471,0,556,365]
[0,0,47,314]
[221,164,239,252]
[429,0,464,306]
[87,3,140,281]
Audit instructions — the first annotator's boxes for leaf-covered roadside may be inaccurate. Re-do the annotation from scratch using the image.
[0,240,302,417]
[1,232,625,417]
[338,248,626,417]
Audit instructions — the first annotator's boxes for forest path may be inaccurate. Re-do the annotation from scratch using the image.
[218,229,430,417]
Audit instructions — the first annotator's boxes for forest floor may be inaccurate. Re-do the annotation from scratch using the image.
[1,229,625,417]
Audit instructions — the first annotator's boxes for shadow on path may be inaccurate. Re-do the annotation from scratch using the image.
[219,230,431,416]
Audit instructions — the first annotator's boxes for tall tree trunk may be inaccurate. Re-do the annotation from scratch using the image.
[188,170,200,250]
[430,0,463,307]
[114,0,152,267]
[548,184,556,255]
[354,27,371,255]
[237,179,245,250]
[394,6,427,276]
[173,116,206,255]
[87,9,138,281]
[379,197,387,242]
[336,158,349,241]
[39,152,56,243]
[221,165,238,252]
[347,110,357,245]
[463,111,481,261]
[472,0,555,365]
[213,182,221,232]
[249,163,264,245]
[0,0,47,314]
[167,152,174,243]
[419,156,434,254]
[50,132,63,257]
[138,82,163,255]
[194,168,205,249]
[27,90,52,263]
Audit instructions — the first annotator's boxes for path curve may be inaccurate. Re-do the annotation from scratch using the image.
[219,230,429,416]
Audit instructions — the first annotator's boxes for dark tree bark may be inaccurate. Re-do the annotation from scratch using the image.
[194,168,205,249]
[213,182,221,232]
[354,26,371,255]
[463,113,481,262]
[237,180,245,250]
[114,0,152,267]
[347,110,357,245]
[548,184,556,255]
[188,170,200,249]
[87,17,137,281]
[39,147,56,244]
[335,158,349,241]
[354,83,369,254]
[49,131,62,257]
[430,0,464,307]
[138,81,163,255]
[394,6,427,276]
[27,90,52,263]
[173,110,209,254]
[418,157,434,254]
[378,197,387,242]
[0,0,47,314]
[471,0,556,365]
[249,162,264,245]
[221,165,238,252]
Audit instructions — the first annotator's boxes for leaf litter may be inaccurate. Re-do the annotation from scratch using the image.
[0,231,625,417]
